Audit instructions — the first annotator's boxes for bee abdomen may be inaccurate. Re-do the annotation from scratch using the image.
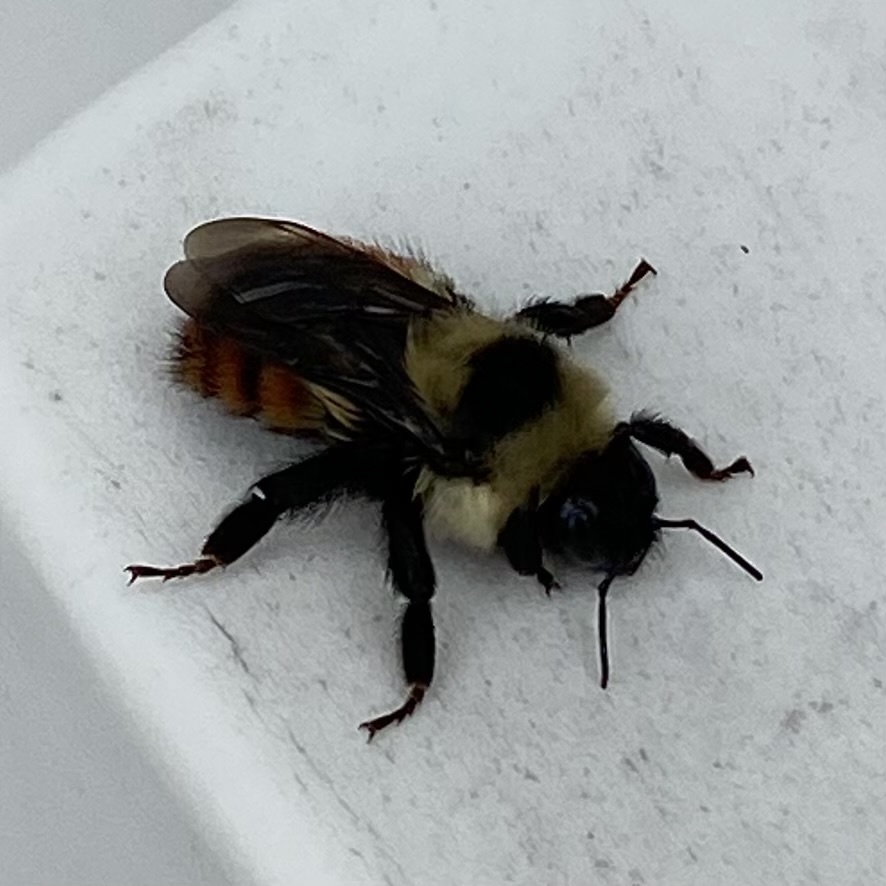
[172,319,324,432]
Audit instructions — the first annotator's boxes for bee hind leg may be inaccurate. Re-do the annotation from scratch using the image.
[126,445,375,586]
[513,258,656,340]
[125,557,220,584]
[124,487,281,585]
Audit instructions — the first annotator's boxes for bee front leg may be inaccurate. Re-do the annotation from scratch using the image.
[498,493,560,595]
[513,259,656,340]
[125,445,373,585]
[617,413,754,481]
[360,475,436,741]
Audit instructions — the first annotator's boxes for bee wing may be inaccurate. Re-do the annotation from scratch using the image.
[168,216,457,319]
[164,217,460,459]
[182,217,357,261]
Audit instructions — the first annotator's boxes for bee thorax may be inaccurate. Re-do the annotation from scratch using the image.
[418,471,505,551]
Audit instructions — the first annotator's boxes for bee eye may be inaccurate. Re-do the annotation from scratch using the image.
[560,498,598,532]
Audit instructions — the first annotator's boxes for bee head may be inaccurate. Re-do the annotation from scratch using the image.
[540,434,659,577]
[539,431,762,690]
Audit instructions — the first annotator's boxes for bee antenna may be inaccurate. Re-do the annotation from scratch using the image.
[653,517,763,582]
[596,574,615,690]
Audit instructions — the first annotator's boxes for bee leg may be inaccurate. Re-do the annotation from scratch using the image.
[617,413,755,481]
[124,556,221,584]
[513,259,656,339]
[360,477,435,741]
[498,494,560,596]
[126,445,375,585]
[124,486,280,585]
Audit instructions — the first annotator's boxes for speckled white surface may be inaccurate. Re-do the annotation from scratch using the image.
[1,1,883,884]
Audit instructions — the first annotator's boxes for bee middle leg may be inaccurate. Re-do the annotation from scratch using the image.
[513,258,656,340]
[125,445,374,584]
[360,475,436,741]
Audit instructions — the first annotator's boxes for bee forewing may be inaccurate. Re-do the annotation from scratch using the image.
[182,216,356,260]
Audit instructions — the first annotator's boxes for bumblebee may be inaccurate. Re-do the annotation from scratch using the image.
[126,217,761,739]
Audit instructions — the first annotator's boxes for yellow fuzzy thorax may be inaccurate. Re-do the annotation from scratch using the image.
[406,311,614,549]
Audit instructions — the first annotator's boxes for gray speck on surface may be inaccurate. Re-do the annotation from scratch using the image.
[808,699,835,715]
[623,756,640,775]
[782,709,807,733]
[205,607,252,677]
[285,725,307,756]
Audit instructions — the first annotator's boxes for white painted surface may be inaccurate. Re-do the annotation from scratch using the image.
[0,0,232,171]
[1,1,883,884]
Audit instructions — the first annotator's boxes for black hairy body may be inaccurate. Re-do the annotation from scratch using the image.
[127,217,760,739]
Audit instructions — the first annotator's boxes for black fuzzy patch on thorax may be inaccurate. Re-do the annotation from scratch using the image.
[451,336,561,444]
